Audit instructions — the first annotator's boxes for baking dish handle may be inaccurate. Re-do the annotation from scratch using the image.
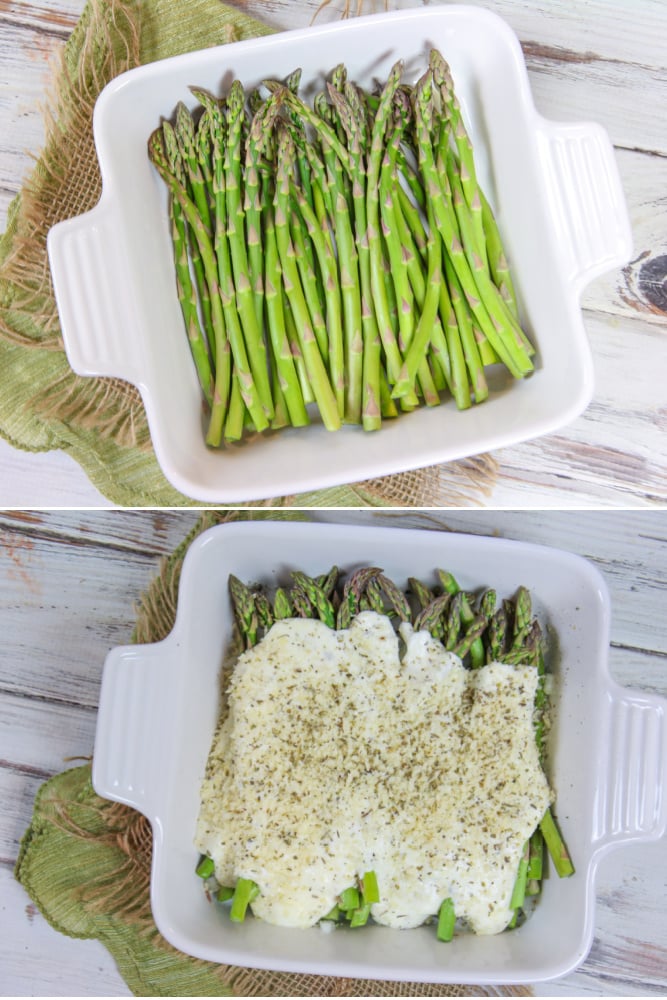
[47,200,143,385]
[592,686,667,850]
[92,641,177,822]
[535,119,632,296]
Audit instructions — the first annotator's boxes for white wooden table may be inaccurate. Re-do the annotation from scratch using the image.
[1,0,666,508]
[1,509,666,996]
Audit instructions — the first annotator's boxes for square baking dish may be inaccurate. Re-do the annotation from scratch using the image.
[92,521,667,983]
[48,7,632,503]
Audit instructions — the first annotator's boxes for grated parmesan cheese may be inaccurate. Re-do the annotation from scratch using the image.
[195,611,552,934]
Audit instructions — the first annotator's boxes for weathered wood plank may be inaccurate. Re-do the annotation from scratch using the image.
[0,509,199,555]
[0,864,130,996]
[0,517,193,703]
[0,441,110,506]
[583,148,667,324]
[0,691,96,775]
[489,310,667,508]
[0,768,45,863]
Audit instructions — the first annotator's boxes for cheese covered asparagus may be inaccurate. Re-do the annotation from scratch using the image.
[195,611,551,933]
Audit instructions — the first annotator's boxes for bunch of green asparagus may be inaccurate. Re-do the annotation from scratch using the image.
[148,49,534,446]
[195,566,573,938]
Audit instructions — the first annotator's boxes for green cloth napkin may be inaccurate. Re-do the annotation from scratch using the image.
[14,510,528,996]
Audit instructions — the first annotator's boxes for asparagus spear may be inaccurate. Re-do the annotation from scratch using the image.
[290,183,346,420]
[228,574,259,648]
[408,576,434,611]
[410,69,533,380]
[392,77,446,402]
[360,869,380,905]
[207,102,268,435]
[273,587,293,620]
[273,126,341,432]
[327,83,382,429]
[317,565,340,600]
[291,571,336,628]
[349,902,372,927]
[376,573,412,623]
[196,855,215,878]
[263,205,310,428]
[243,92,284,332]
[148,127,233,436]
[365,60,415,400]
[223,81,274,424]
[528,828,544,881]
[338,885,360,911]
[230,877,260,922]
[413,593,450,639]
[437,897,456,942]
[509,840,530,911]
[540,808,575,878]
[162,128,214,409]
[337,567,382,628]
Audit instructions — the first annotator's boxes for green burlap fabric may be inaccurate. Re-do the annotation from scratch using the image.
[0,0,499,508]
[15,511,532,996]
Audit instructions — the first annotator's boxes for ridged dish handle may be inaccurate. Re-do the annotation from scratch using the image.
[536,119,632,295]
[92,641,177,821]
[592,685,667,849]
[47,201,143,384]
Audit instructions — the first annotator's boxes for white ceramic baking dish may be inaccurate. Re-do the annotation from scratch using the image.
[47,7,632,503]
[92,521,666,984]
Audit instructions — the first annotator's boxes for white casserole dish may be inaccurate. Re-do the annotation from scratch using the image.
[92,521,667,984]
[47,7,632,503]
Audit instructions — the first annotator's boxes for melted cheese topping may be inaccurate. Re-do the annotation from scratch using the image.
[195,612,551,934]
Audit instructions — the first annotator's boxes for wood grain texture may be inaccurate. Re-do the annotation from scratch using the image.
[1,510,666,995]
[0,0,665,507]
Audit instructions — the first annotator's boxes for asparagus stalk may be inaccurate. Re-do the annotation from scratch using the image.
[317,565,340,600]
[338,885,360,911]
[224,81,274,424]
[242,92,284,331]
[437,897,456,942]
[207,102,269,435]
[291,571,336,628]
[360,869,380,905]
[411,70,533,380]
[273,587,293,620]
[290,183,346,419]
[408,576,434,611]
[528,828,544,881]
[273,126,341,432]
[540,808,575,878]
[349,902,372,927]
[413,593,450,638]
[509,840,530,911]
[376,573,412,623]
[262,205,310,428]
[392,78,445,402]
[328,83,382,430]
[148,127,232,437]
[365,60,416,399]
[196,855,215,879]
[164,153,215,408]
[228,574,259,648]
[230,877,260,922]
